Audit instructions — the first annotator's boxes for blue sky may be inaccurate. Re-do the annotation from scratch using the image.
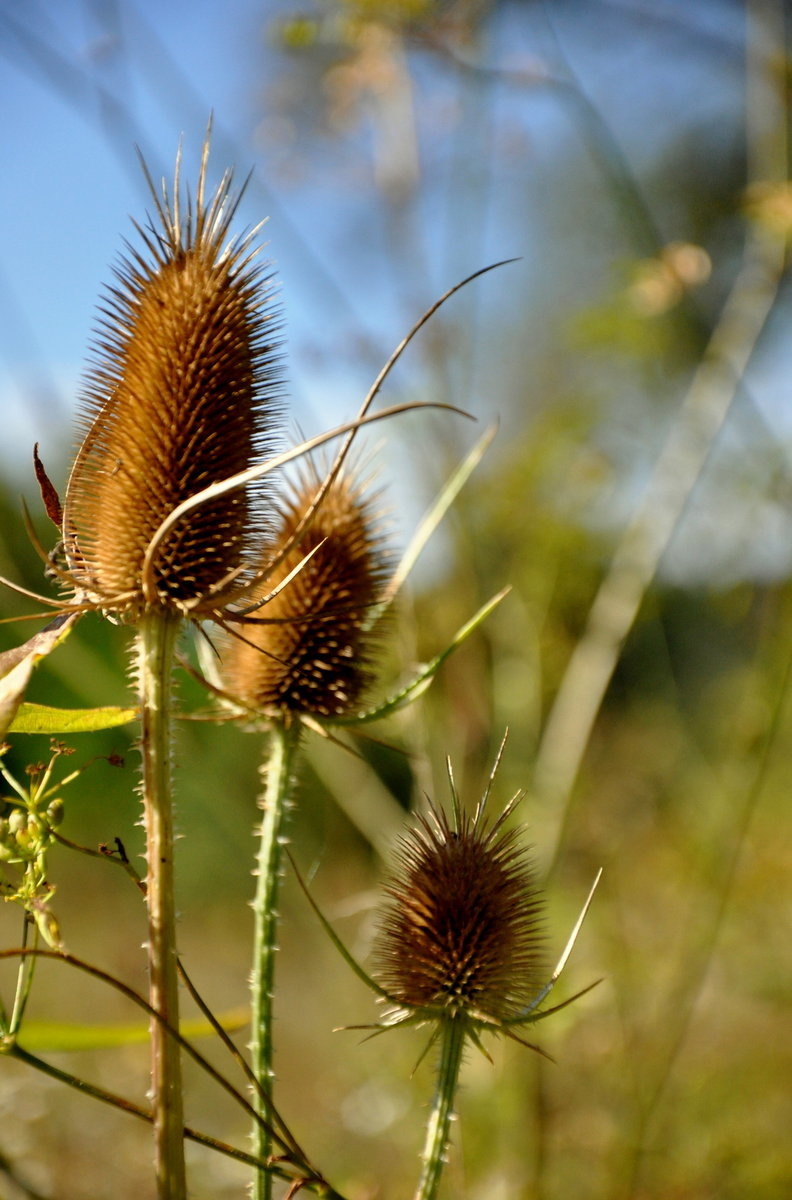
[5,0,786,583]
[0,1,442,471]
[0,1,347,471]
[0,1,747,472]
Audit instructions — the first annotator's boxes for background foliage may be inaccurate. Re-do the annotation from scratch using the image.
[1,2,791,1197]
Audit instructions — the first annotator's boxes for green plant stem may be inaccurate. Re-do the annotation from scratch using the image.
[8,916,36,1037]
[415,1017,466,1200]
[137,612,186,1200]
[251,718,302,1200]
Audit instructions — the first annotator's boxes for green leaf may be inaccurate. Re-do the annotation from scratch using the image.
[0,614,79,738]
[339,586,510,725]
[16,1007,249,1052]
[7,702,139,734]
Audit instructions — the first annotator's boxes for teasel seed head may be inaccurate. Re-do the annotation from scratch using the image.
[220,467,390,720]
[373,788,545,1028]
[62,136,283,623]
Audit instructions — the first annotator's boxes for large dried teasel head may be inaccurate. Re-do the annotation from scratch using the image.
[219,465,390,721]
[60,133,283,624]
[373,764,545,1031]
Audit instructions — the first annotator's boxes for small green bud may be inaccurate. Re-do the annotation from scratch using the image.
[7,809,27,835]
[33,905,63,951]
[46,798,65,827]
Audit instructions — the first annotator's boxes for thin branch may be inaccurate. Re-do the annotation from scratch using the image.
[5,1043,325,1189]
[0,947,311,1171]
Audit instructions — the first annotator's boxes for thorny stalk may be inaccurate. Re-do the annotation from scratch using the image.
[251,719,302,1200]
[137,612,186,1199]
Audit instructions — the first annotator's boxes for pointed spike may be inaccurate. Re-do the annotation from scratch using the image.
[196,114,212,226]
[551,868,602,983]
[446,756,462,832]
[172,133,183,246]
[474,727,509,827]
[135,144,171,240]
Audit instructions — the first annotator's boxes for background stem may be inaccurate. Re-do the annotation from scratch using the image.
[251,718,302,1200]
[415,1017,466,1200]
[137,612,186,1199]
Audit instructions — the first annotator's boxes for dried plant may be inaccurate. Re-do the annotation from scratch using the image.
[373,789,546,1030]
[61,143,283,626]
[0,123,599,1200]
[49,128,283,1199]
[212,437,516,1198]
[211,463,388,1198]
[220,464,390,721]
[296,736,600,1200]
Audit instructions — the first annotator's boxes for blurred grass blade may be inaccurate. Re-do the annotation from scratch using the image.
[17,1007,250,1052]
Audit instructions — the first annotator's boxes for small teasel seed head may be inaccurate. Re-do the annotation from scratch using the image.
[63,137,283,622]
[220,467,390,719]
[373,796,545,1027]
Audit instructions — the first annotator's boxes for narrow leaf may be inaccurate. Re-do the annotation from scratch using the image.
[340,587,510,725]
[287,851,393,1002]
[508,869,603,1023]
[550,867,603,982]
[8,701,139,734]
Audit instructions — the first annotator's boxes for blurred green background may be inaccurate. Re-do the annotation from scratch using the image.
[1,1,792,1197]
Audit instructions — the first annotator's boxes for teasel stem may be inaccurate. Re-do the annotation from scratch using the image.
[251,717,303,1200]
[415,1016,467,1200]
[137,611,186,1200]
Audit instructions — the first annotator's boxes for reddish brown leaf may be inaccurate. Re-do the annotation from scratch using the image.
[33,443,63,529]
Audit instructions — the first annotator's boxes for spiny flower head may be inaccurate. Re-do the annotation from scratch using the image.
[220,466,390,720]
[61,135,283,623]
[373,774,545,1029]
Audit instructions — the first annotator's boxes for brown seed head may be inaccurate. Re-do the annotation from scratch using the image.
[220,469,389,719]
[63,141,282,621]
[374,799,545,1025]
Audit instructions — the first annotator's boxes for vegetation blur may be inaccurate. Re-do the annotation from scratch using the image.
[1,1,791,1197]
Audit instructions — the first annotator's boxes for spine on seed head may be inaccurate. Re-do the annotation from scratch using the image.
[63,143,283,622]
[221,469,390,720]
[374,800,545,1026]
